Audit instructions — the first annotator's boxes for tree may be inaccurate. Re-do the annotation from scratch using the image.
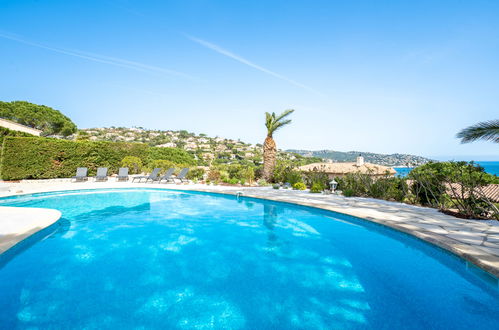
[0,101,77,136]
[456,119,499,144]
[262,109,294,181]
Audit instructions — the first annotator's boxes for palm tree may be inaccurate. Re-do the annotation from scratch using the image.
[456,120,499,144]
[263,109,294,181]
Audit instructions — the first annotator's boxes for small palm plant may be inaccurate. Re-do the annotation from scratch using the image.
[456,119,499,144]
[262,109,294,181]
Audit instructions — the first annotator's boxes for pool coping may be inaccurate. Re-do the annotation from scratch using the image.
[0,181,498,279]
[0,206,62,255]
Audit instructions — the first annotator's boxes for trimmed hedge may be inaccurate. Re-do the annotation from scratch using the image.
[147,147,196,165]
[0,136,195,180]
[0,127,31,147]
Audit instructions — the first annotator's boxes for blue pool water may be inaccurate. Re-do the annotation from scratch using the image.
[0,189,498,329]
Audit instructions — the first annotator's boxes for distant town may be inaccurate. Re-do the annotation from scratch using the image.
[76,126,432,167]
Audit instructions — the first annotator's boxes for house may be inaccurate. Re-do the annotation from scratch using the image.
[0,118,42,136]
[156,142,177,148]
[298,155,396,178]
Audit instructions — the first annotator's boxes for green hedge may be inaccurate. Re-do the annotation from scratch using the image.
[0,127,32,147]
[147,147,196,165]
[0,136,195,180]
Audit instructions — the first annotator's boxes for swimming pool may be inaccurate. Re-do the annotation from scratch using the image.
[0,189,498,329]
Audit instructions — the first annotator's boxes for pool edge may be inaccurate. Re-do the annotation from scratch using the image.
[0,206,62,256]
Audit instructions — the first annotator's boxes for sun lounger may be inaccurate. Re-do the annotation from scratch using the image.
[72,167,88,182]
[132,168,161,183]
[173,168,189,183]
[158,168,175,183]
[95,167,108,182]
[117,167,129,181]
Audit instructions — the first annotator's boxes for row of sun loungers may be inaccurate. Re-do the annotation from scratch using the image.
[72,167,189,183]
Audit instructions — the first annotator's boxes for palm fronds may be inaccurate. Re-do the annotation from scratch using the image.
[456,119,499,144]
[265,109,295,136]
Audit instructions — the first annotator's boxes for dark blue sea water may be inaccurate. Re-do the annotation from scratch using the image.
[0,189,498,329]
[394,161,499,177]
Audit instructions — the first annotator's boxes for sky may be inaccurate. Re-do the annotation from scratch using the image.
[0,0,498,160]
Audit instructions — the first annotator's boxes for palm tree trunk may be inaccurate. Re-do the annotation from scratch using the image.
[263,136,276,181]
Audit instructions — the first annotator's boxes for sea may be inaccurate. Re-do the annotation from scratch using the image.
[394,161,499,177]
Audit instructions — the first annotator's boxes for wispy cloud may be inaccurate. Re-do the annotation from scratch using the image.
[185,34,322,95]
[0,31,195,80]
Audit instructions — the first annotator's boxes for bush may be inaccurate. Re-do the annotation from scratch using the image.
[146,147,196,166]
[336,173,408,202]
[367,177,408,202]
[342,189,354,197]
[240,167,255,184]
[304,171,329,190]
[292,182,306,190]
[409,161,499,219]
[0,136,194,180]
[310,182,325,193]
[121,156,143,174]
[148,159,176,175]
[271,160,305,185]
[186,168,205,180]
[257,179,268,186]
[0,127,31,148]
[0,101,77,136]
[207,169,221,183]
[335,174,370,197]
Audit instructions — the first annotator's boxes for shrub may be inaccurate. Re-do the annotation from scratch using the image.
[310,182,325,193]
[272,160,294,183]
[228,178,239,185]
[409,161,499,219]
[292,182,306,190]
[271,160,304,185]
[272,184,280,189]
[148,159,176,175]
[146,147,196,166]
[342,189,354,197]
[207,169,221,182]
[121,156,143,174]
[336,173,408,202]
[0,127,31,148]
[240,167,255,184]
[257,179,268,186]
[304,171,329,191]
[0,101,77,136]
[186,168,205,180]
[335,174,370,197]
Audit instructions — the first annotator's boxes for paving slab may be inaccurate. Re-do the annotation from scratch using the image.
[0,206,61,254]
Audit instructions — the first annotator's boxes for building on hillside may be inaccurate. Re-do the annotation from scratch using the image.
[156,142,177,148]
[298,155,396,178]
[0,118,42,136]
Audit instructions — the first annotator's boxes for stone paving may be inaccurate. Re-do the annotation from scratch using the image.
[0,206,61,254]
[0,179,498,278]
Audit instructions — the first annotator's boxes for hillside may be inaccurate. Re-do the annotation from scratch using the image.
[76,127,316,166]
[287,149,432,167]
[76,128,431,167]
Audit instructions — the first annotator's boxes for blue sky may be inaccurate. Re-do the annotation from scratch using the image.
[0,0,498,160]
